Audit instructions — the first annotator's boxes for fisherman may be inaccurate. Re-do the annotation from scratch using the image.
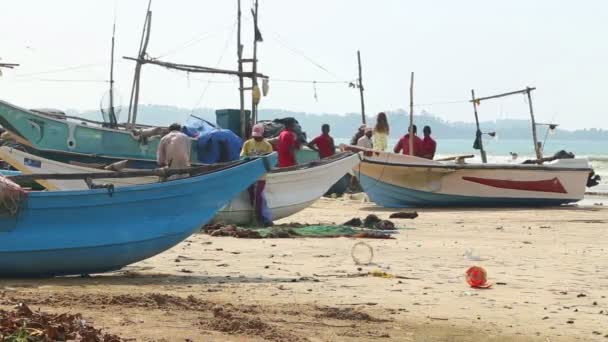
[307,124,335,159]
[157,123,191,178]
[357,127,373,149]
[241,123,273,157]
[393,124,423,156]
[420,125,437,159]
[350,124,366,145]
[241,124,273,226]
[276,118,300,167]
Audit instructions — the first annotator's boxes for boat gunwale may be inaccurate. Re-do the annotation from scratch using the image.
[360,158,592,173]
[270,151,360,174]
[22,154,270,198]
[0,99,167,134]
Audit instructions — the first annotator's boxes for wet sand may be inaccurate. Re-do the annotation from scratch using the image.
[1,197,607,341]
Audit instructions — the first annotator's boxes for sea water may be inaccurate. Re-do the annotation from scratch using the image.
[336,138,608,196]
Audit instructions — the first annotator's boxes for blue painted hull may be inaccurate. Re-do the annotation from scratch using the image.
[358,174,577,208]
[0,156,270,277]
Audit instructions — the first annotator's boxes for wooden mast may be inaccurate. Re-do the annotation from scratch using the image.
[250,0,260,129]
[357,50,366,124]
[526,87,543,161]
[127,0,152,128]
[108,19,117,127]
[237,0,246,138]
[471,89,487,163]
[408,72,414,156]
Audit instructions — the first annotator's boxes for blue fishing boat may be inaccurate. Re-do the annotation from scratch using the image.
[0,154,272,277]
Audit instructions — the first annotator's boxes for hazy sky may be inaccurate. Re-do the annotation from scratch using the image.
[1,0,607,129]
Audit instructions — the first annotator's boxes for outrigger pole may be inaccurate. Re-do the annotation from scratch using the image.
[470,86,541,163]
[0,63,19,70]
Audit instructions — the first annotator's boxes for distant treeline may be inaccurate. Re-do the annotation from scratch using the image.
[68,105,608,141]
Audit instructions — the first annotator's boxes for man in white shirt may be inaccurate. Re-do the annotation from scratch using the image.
[357,127,373,149]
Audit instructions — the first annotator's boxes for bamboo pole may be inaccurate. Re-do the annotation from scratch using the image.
[526,87,543,161]
[357,50,366,124]
[237,0,246,139]
[408,72,414,156]
[108,20,117,127]
[471,89,487,163]
[127,0,152,127]
[122,57,266,78]
[130,10,152,127]
[250,0,259,130]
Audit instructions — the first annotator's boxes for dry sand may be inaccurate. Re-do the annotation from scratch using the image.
[1,197,607,341]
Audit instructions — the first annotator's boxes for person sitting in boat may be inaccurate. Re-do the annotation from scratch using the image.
[307,124,336,159]
[350,124,366,145]
[420,125,437,159]
[241,124,273,226]
[357,127,373,149]
[157,123,191,179]
[393,125,423,156]
[277,118,300,168]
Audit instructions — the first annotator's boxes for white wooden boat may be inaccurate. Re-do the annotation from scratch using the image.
[346,146,591,207]
[213,152,361,224]
[0,146,361,224]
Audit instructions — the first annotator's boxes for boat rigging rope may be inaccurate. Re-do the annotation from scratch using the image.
[190,21,238,111]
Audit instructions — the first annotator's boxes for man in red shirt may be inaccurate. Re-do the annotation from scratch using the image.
[420,125,437,159]
[393,124,423,156]
[307,124,336,159]
[277,118,300,167]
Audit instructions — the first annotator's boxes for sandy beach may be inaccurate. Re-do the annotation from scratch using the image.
[1,197,607,341]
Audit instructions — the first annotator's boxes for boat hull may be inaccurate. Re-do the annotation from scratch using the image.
[356,151,590,207]
[1,147,360,225]
[0,156,269,277]
[214,153,361,224]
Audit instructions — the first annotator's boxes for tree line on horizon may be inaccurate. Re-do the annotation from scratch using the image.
[68,105,608,141]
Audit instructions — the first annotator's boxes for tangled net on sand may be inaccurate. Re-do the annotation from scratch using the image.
[0,303,123,341]
[0,175,27,215]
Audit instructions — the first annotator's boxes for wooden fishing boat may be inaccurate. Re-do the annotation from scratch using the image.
[214,152,361,224]
[346,86,594,208]
[0,154,271,277]
[0,147,360,224]
[0,99,198,164]
[349,147,591,207]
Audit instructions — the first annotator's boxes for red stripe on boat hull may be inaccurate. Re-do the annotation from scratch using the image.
[462,176,567,193]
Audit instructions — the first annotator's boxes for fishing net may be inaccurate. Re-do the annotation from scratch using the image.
[0,175,27,215]
[204,224,395,239]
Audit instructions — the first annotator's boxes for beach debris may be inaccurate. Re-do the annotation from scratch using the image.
[369,270,394,279]
[465,266,492,289]
[351,242,374,265]
[577,293,587,298]
[389,211,418,219]
[363,214,381,227]
[343,215,397,230]
[0,303,123,341]
[464,249,484,261]
[343,217,363,227]
[315,306,385,322]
